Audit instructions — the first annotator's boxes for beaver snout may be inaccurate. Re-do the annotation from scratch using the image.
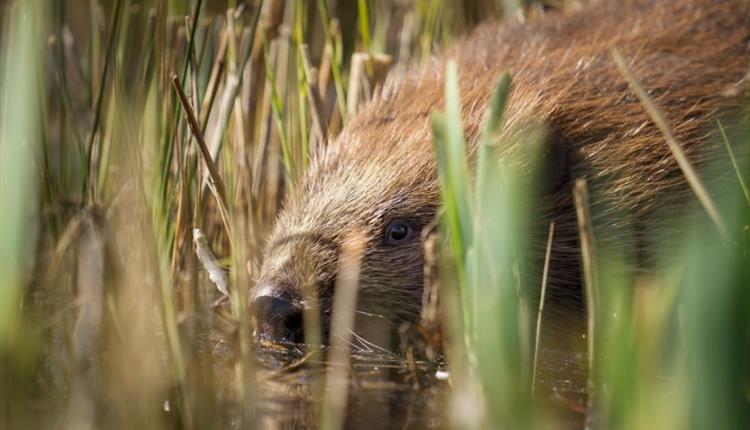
[253,287,304,343]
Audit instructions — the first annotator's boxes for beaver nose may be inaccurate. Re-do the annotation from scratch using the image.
[253,293,304,343]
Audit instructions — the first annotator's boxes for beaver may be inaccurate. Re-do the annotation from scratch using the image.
[253,0,750,344]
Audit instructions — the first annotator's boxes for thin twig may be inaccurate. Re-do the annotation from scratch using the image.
[172,75,226,200]
[611,48,727,238]
[531,221,555,395]
[171,74,232,239]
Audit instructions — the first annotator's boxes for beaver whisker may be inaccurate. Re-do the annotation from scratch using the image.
[355,310,391,322]
[348,330,399,357]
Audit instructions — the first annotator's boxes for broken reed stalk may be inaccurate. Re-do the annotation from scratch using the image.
[611,48,728,238]
[346,52,393,117]
[322,231,367,430]
[171,74,232,240]
[573,178,597,419]
[193,228,230,305]
[300,44,328,145]
[346,53,367,118]
[531,221,555,395]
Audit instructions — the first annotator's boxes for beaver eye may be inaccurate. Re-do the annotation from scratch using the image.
[384,220,412,245]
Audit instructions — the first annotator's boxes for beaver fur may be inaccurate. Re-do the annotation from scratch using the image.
[254,0,750,343]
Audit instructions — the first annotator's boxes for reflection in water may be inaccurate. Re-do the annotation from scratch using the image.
[252,342,447,429]
[202,304,588,429]
[206,342,585,429]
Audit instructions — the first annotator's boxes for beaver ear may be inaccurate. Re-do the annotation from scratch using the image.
[539,128,570,194]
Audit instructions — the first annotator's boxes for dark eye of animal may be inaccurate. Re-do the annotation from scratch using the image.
[384,220,412,245]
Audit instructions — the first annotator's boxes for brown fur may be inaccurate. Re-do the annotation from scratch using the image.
[256,0,750,338]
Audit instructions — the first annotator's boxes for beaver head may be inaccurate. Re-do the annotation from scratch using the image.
[254,102,443,342]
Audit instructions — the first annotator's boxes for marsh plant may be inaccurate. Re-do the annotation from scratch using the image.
[1,0,748,428]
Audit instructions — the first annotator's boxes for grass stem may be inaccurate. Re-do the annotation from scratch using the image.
[573,178,597,422]
[612,48,727,239]
[531,221,554,395]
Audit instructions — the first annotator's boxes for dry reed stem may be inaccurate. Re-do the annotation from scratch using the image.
[300,44,328,146]
[252,39,279,213]
[199,30,228,132]
[419,218,442,357]
[573,178,597,420]
[611,48,727,238]
[227,9,248,207]
[300,255,323,352]
[346,52,393,117]
[322,16,347,126]
[171,74,232,240]
[184,16,200,114]
[322,231,367,430]
[318,41,333,98]
[206,58,241,168]
[397,12,415,64]
[531,221,555,395]
[229,211,255,422]
[346,53,367,117]
[170,169,191,278]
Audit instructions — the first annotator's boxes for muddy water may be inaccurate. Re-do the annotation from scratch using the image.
[214,298,591,429]
[242,341,587,429]
[252,344,447,428]
[29,286,586,429]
